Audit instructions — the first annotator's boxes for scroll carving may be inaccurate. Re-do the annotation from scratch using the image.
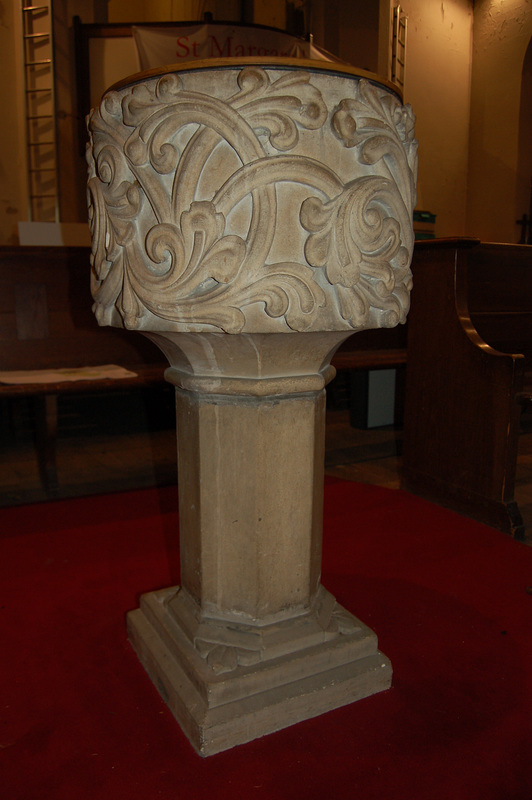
[186,587,363,676]
[87,66,417,334]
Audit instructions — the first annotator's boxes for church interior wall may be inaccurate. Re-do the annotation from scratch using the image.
[516,38,532,239]
[467,0,532,243]
[1,0,26,245]
[395,0,473,237]
[0,0,530,245]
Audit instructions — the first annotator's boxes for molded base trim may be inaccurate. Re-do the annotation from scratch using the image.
[127,586,392,756]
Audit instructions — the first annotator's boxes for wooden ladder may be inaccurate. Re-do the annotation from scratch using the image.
[21,0,59,222]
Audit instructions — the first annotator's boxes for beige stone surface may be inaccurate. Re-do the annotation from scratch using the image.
[125,329,392,755]
[128,586,392,756]
[87,60,417,337]
[86,58,417,755]
[147,331,348,624]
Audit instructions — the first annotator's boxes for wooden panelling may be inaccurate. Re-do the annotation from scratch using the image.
[402,238,531,538]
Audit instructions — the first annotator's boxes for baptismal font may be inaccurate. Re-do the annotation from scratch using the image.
[86,57,417,755]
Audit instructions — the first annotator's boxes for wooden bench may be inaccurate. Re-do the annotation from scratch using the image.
[331,328,407,427]
[0,245,167,496]
[401,238,532,539]
[0,245,408,497]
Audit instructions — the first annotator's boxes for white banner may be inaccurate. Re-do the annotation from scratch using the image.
[132,24,338,70]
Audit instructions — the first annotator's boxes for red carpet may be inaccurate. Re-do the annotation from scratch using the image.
[1,480,531,799]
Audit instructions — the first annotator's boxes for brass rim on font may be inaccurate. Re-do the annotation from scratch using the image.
[108,56,402,100]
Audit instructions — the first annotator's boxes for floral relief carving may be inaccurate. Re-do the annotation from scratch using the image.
[87,66,417,333]
[188,590,363,676]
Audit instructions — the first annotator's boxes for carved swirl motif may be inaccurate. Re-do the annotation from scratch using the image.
[193,596,362,675]
[87,67,417,333]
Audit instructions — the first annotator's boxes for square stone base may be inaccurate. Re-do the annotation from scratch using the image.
[127,587,392,757]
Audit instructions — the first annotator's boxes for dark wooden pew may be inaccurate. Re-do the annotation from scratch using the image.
[332,328,407,428]
[401,238,532,538]
[0,245,408,497]
[0,246,167,496]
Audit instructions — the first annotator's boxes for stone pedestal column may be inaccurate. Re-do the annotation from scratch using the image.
[86,57,417,756]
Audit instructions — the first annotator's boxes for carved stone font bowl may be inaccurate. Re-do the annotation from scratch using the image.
[87,57,417,338]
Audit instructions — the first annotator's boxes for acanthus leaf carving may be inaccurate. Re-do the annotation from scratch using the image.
[301,174,411,328]
[87,67,417,334]
[231,66,329,151]
[331,80,418,220]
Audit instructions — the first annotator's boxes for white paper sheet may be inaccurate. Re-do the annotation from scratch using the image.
[0,365,138,385]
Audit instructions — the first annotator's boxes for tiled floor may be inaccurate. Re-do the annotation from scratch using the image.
[1,403,531,542]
